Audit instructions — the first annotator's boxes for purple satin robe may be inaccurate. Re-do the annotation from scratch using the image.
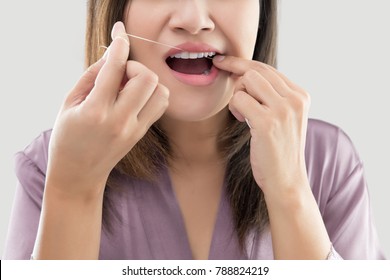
[2,119,386,259]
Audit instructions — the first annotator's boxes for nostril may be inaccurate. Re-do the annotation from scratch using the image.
[168,6,215,35]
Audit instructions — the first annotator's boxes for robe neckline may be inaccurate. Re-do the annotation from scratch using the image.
[136,166,246,259]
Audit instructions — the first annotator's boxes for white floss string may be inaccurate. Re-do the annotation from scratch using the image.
[100,34,183,51]
[127,33,184,51]
[101,34,214,60]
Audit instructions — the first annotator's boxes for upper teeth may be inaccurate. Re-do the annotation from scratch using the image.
[170,52,216,59]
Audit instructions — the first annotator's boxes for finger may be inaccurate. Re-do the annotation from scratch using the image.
[137,83,169,128]
[236,69,282,107]
[229,105,246,122]
[229,90,268,129]
[115,61,160,114]
[65,58,106,107]
[214,55,291,97]
[213,55,260,76]
[90,22,130,105]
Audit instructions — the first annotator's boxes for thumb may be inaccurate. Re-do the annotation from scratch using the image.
[64,55,107,107]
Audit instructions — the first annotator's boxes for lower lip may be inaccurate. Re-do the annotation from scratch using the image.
[168,65,219,86]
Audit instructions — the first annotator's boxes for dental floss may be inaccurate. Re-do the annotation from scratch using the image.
[125,34,214,59]
[100,33,213,60]
[126,33,184,51]
[101,34,214,60]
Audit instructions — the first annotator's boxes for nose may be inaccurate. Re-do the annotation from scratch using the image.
[168,0,215,35]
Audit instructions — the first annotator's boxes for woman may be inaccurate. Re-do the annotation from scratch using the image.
[3,0,385,259]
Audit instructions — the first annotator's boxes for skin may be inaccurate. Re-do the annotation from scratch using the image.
[33,24,169,259]
[125,0,258,123]
[32,0,331,259]
[124,0,260,259]
[214,56,331,259]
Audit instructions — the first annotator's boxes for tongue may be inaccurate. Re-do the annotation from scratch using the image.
[167,58,211,75]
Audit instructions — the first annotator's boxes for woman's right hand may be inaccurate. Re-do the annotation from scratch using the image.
[46,22,169,198]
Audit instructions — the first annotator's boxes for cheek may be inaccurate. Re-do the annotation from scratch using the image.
[242,18,260,58]
[124,14,154,63]
[124,2,161,43]
[225,3,260,59]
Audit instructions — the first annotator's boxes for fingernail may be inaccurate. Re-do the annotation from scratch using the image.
[111,22,129,45]
[101,46,109,60]
[213,55,225,62]
[245,118,252,129]
[111,21,124,39]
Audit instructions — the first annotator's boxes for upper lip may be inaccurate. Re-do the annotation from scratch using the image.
[165,42,223,59]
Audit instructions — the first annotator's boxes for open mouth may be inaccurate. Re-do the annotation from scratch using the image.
[165,52,217,75]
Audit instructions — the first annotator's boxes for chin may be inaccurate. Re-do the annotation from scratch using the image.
[162,100,228,123]
[160,74,233,123]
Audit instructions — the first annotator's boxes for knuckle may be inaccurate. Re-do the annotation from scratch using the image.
[157,83,169,95]
[234,77,245,92]
[141,70,159,86]
[83,106,109,126]
[301,90,311,106]
[254,62,267,73]
[109,58,127,73]
[159,93,170,109]
[231,91,244,106]
[291,92,310,111]
[126,66,159,91]
[244,69,259,80]
[156,87,170,108]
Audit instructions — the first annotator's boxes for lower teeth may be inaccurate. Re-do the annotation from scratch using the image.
[203,69,210,75]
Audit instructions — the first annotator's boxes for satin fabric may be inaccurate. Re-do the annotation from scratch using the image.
[2,119,386,259]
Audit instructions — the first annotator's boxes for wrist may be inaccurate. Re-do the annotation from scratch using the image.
[263,180,331,259]
[34,179,104,260]
[44,173,107,203]
[263,179,313,212]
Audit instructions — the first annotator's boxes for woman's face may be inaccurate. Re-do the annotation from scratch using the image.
[124,0,259,122]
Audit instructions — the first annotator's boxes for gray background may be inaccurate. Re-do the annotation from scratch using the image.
[1,0,389,258]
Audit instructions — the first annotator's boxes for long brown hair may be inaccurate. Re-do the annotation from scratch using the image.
[86,0,278,248]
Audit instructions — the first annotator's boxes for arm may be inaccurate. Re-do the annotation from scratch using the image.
[3,152,44,260]
[31,181,105,259]
[214,56,330,259]
[29,21,168,259]
[320,128,386,259]
[264,180,331,259]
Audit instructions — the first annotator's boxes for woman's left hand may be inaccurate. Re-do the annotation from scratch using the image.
[213,56,333,259]
[213,56,311,200]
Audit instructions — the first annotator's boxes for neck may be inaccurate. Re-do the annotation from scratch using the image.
[160,108,229,165]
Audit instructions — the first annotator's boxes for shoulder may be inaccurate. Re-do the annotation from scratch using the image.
[307,118,352,146]
[14,130,52,192]
[306,118,361,166]
[305,119,364,206]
